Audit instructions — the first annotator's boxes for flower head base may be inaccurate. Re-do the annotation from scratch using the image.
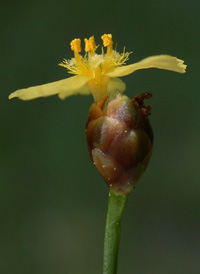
[86,90,154,195]
[9,34,187,103]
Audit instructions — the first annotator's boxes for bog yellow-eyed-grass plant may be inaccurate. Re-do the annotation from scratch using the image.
[9,34,186,274]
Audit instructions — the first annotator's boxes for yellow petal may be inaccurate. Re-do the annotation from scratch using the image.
[9,75,90,100]
[58,83,91,100]
[107,77,126,94]
[106,55,187,77]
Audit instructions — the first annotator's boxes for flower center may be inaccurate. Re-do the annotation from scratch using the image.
[59,34,131,79]
[59,34,131,103]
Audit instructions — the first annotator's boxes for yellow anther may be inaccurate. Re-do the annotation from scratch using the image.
[101,34,113,47]
[70,38,81,53]
[84,38,90,52]
[84,36,97,52]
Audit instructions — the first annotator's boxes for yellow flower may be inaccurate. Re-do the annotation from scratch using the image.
[9,34,187,104]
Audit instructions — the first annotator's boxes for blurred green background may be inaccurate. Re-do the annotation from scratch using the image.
[1,0,199,273]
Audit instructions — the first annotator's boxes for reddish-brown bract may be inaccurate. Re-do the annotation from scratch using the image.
[86,91,153,195]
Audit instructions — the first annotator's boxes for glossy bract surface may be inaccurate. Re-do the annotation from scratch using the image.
[86,91,153,195]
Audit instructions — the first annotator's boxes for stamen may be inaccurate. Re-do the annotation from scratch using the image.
[84,36,97,52]
[84,38,90,52]
[101,34,113,56]
[70,38,87,75]
[101,34,113,47]
[70,38,81,53]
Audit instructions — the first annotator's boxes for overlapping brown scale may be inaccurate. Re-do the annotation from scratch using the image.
[86,90,153,195]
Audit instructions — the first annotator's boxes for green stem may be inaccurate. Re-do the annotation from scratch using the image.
[103,189,128,274]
